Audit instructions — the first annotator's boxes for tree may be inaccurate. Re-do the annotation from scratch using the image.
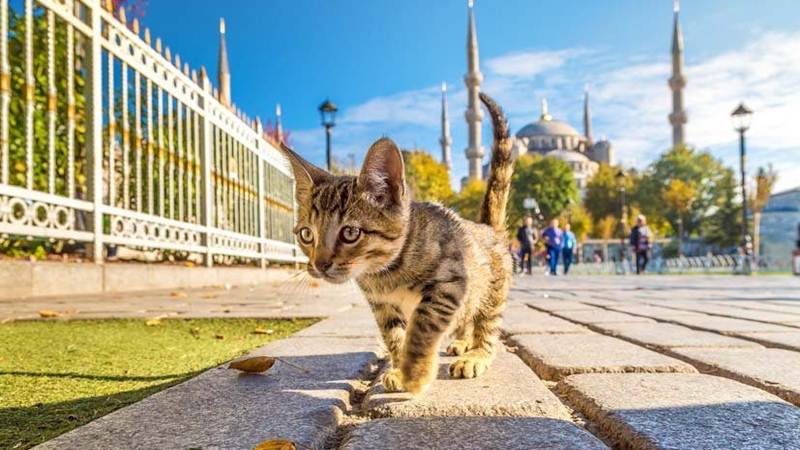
[402,150,453,203]
[702,169,741,249]
[635,145,731,240]
[662,179,696,256]
[508,153,578,228]
[592,215,617,261]
[563,204,591,242]
[750,165,778,257]
[449,179,485,222]
[583,163,632,222]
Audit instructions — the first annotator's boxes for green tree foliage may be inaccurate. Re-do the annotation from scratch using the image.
[508,153,578,227]
[450,178,484,222]
[702,169,742,248]
[634,145,732,240]
[583,163,632,222]
[563,204,591,242]
[402,150,453,203]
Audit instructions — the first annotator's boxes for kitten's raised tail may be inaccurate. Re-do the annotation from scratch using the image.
[478,92,514,233]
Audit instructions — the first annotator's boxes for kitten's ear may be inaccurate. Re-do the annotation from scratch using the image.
[278,142,330,201]
[358,137,406,206]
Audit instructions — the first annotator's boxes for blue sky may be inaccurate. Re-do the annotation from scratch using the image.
[144,0,800,192]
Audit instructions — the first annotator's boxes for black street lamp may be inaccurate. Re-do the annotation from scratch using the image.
[319,99,338,171]
[616,169,627,265]
[731,103,753,273]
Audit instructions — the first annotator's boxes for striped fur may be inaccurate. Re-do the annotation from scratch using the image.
[279,95,512,395]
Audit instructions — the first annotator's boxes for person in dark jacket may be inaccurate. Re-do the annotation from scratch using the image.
[629,214,652,274]
[516,216,537,275]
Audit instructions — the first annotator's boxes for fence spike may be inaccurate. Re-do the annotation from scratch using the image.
[191,70,197,82]
[174,54,181,68]
[183,64,190,76]
[144,28,151,45]
[132,18,140,35]
[165,47,171,61]
[118,6,127,25]
[155,37,162,53]
[104,0,113,12]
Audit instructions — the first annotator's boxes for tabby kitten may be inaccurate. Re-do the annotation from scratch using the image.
[279,93,513,394]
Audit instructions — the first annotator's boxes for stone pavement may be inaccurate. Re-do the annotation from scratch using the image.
[19,274,800,449]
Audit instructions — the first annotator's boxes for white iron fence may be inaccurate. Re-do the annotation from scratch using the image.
[0,0,306,266]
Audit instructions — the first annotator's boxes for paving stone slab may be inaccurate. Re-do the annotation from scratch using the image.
[740,331,800,351]
[366,348,570,419]
[606,304,708,319]
[510,333,696,380]
[552,309,657,324]
[340,417,609,450]
[294,307,380,338]
[522,299,600,311]
[667,315,797,333]
[599,322,763,349]
[655,304,800,325]
[672,347,800,406]
[503,306,590,335]
[36,336,380,450]
[559,373,800,450]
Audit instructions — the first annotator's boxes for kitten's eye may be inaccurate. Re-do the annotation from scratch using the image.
[298,227,314,245]
[339,226,362,244]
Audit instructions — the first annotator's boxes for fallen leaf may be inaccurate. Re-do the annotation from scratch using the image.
[170,291,187,298]
[309,281,320,288]
[190,327,201,337]
[38,310,61,318]
[214,334,225,340]
[229,356,276,373]
[201,294,219,299]
[223,308,231,313]
[252,328,275,335]
[145,318,162,326]
[252,439,296,450]
[185,261,195,268]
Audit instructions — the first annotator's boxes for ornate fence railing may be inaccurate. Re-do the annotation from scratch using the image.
[0,0,305,266]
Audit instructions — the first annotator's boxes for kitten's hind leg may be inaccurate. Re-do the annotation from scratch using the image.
[446,322,473,356]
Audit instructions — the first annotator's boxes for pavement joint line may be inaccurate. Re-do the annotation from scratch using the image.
[502,338,616,449]
[637,302,800,330]
[523,301,800,406]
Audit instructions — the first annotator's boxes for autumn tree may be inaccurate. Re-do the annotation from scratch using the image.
[508,153,578,228]
[402,150,453,203]
[662,179,696,255]
[750,165,778,257]
[583,164,633,222]
[450,179,485,222]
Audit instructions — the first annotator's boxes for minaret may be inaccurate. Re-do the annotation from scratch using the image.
[583,86,593,146]
[668,0,687,147]
[439,82,452,170]
[218,18,231,106]
[275,103,283,143]
[540,98,551,121]
[464,0,484,180]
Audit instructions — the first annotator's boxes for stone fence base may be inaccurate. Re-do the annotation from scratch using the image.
[0,261,298,300]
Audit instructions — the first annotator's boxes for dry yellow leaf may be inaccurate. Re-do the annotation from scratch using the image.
[252,439,296,450]
[170,291,187,298]
[252,328,273,335]
[229,356,276,373]
[309,281,320,288]
[38,310,61,318]
[145,318,162,326]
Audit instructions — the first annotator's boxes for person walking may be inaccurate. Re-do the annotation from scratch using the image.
[562,223,577,274]
[516,216,537,275]
[542,219,563,276]
[629,214,652,274]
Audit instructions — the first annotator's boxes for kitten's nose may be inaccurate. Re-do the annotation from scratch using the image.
[314,259,333,273]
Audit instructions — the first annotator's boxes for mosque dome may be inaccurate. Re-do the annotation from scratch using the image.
[516,119,582,139]
[544,149,591,163]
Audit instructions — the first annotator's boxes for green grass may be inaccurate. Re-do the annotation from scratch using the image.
[0,318,316,450]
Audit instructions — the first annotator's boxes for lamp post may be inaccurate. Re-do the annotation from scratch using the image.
[318,99,338,171]
[616,169,627,272]
[731,103,753,274]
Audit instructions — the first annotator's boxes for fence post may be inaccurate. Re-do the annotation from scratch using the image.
[200,70,214,268]
[88,0,104,264]
[255,119,266,269]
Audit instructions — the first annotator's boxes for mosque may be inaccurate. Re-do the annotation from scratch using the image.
[442,1,689,198]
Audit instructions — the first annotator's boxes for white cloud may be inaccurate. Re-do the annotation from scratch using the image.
[291,32,800,193]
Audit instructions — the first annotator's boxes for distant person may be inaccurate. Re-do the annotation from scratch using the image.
[542,219,563,276]
[629,214,652,274]
[562,223,577,274]
[516,216,537,275]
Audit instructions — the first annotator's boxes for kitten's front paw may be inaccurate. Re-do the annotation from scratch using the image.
[381,368,404,392]
[449,354,491,379]
[446,339,471,356]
